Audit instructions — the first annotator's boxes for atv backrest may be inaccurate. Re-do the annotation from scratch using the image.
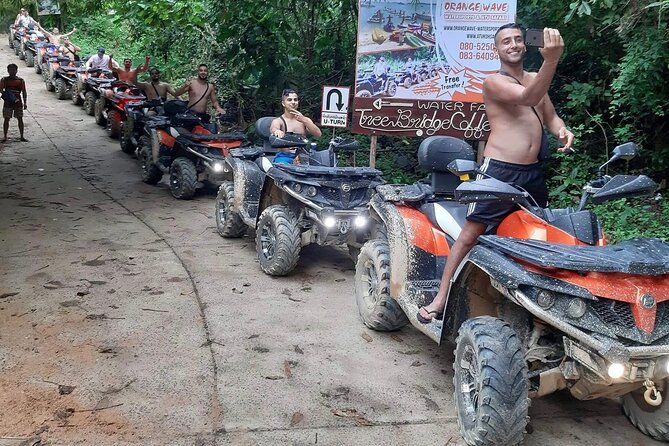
[418,136,475,196]
[255,116,275,152]
[163,100,188,116]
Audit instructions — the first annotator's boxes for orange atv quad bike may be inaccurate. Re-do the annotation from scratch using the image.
[138,100,247,199]
[355,136,668,445]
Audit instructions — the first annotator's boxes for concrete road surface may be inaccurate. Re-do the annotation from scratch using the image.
[0,37,660,446]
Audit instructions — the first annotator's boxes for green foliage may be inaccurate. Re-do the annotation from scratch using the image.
[4,0,668,242]
[594,198,669,243]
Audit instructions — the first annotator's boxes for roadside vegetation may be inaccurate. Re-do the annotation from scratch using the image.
[2,0,667,241]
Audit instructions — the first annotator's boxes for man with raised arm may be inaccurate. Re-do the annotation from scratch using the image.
[35,23,76,45]
[109,56,150,85]
[417,25,575,323]
[173,64,226,128]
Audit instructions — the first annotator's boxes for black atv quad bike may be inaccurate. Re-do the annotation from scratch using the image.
[119,98,163,155]
[138,100,248,199]
[215,116,384,276]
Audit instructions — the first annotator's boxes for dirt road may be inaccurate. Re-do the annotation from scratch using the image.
[0,38,659,445]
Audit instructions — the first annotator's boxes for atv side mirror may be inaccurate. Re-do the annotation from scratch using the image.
[329,138,360,153]
[447,159,479,179]
[599,142,637,171]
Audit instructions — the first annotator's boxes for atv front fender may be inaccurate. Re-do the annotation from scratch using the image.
[441,244,596,342]
[228,157,265,226]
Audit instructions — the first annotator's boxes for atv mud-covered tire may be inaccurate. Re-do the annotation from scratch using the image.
[403,77,411,89]
[94,98,107,126]
[454,316,529,446]
[139,141,162,185]
[355,239,408,331]
[83,91,96,116]
[622,379,669,441]
[55,78,68,100]
[18,44,25,60]
[25,51,34,67]
[106,110,121,138]
[255,205,301,276]
[34,61,41,74]
[216,181,247,238]
[8,35,14,49]
[356,89,372,98]
[71,82,83,105]
[169,157,198,199]
[14,45,19,55]
[44,76,55,92]
[119,119,136,154]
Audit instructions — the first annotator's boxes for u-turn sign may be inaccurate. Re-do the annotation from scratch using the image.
[321,86,350,128]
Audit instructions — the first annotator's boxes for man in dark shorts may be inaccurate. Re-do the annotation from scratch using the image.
[0,64,28,142]
[417,24,575,323]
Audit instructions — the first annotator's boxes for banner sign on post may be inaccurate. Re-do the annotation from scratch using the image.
[37,0,62,15]
[321,86,351,128]
[352,0,516,138]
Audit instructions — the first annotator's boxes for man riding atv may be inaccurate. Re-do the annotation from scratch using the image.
[136,67,178,103]
[172,63,226,132]
[109,55,150,85]
[269,88,321,164]
[34,23,76,46]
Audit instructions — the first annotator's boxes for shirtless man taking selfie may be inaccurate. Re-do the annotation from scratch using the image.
[417,24,575,324]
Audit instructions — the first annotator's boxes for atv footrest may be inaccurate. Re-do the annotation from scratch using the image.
[406,280,440,308]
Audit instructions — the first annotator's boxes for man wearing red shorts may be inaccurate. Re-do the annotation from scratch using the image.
[0,64,28,142]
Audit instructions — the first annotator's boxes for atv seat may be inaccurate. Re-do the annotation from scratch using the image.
[418,136,475,196]
[178,129,247,142]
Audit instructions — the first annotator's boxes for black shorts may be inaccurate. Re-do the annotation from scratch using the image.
[466,158,548,226]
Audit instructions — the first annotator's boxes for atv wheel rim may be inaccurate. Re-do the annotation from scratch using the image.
[217,197,228,226]
[259,221,276,261]
[459,344,480,425]
[141,150,151,174]
[361,259,379,309]
[170,167,183,195]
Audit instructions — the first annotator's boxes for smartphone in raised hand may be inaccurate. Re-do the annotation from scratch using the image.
[525,28,544,48]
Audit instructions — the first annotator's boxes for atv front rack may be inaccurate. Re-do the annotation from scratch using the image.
[481,236,669,275]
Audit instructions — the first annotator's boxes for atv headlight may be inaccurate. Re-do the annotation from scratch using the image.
[354,215,367,228]
[293,183,303,194]
[567,298,587,319]
[213,163,223,173]
[323,216,336,228]
[305,186,317,197]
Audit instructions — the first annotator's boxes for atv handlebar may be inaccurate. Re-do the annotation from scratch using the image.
[269,133,309,149]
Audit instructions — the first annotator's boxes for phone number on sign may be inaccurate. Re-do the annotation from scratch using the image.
[458,51,499,60]
[459,42,495,51]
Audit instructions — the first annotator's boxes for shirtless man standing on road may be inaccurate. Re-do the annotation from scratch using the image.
[173,64,226,125]
[416,24,575,323]
[109,56,150,85]
[137,67,178,102]
[35,23,76,45]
